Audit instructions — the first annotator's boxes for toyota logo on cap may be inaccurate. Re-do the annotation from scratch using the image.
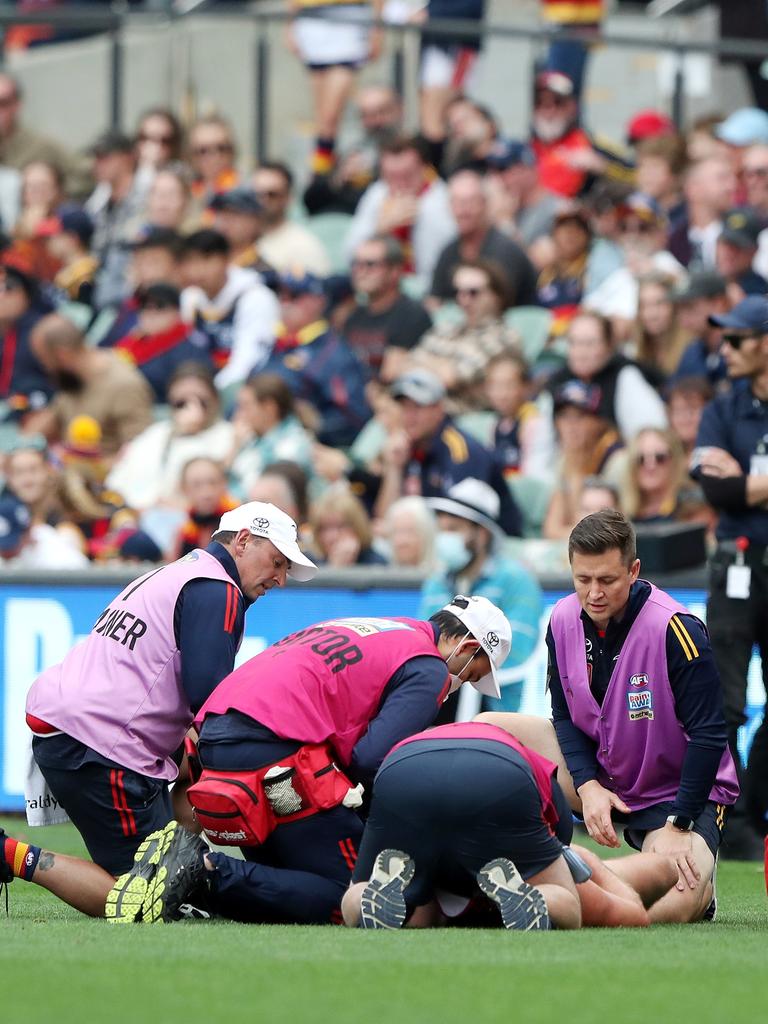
[486,631,500,648]
[251,517,270,531]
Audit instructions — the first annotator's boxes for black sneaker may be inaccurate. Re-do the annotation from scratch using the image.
[104,824,178,924]
[141,821,211,924]
[477,858,550,931]
[0,828,13,914]
[360,849,414,930]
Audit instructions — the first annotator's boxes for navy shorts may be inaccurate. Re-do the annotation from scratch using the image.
[32,734,173,876]
[352,739,571,909]
[615,800,730,859]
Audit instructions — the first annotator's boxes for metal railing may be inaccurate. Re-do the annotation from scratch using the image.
[0,2,764,158]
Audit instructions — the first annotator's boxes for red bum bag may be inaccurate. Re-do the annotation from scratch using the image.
[186,742,361,847]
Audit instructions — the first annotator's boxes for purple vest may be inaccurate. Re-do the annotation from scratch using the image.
[549,583,739,810]
[27,549,241,780]
[196,617,448,766]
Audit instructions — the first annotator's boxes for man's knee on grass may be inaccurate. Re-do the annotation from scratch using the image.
[642,830,715,923]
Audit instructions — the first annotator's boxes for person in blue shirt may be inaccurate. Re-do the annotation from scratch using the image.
[692,293,768,859]
[671,270,729,388]
[259,269,371,448]
[419,476,542,712]
[373,368,522,536]
[714,208,768,298]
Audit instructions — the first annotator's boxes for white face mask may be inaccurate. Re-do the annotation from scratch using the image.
[446,630,479,694]
[435,530,472,573]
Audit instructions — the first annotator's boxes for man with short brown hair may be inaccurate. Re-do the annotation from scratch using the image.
[480,509,738,924]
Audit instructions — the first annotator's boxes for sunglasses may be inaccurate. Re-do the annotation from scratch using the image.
[352,257,386,270]
[620,220,657,234]
[256,189,286,201]
[722,332,760,349]
[192,143,233,157]
[636,451,671,467]
[171,396,209,411]
[139,132,174,146]
[455,286,487,298]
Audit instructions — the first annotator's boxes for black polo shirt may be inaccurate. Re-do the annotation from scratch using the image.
[695,378,768,545]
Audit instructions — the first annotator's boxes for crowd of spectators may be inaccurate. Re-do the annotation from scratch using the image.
[1,12,768,704]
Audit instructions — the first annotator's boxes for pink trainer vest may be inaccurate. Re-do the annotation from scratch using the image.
[196,616,448,765]
[549,583,739,810]
[27,549,241,781]
[391,721,561,828]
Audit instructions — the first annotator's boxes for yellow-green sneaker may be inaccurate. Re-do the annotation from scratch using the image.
[104,822,177,924]
[141,822,211,924]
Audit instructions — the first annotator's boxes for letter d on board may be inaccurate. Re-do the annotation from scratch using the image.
[3,599,73,798]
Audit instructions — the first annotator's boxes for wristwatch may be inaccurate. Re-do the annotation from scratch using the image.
[666,813,695,832]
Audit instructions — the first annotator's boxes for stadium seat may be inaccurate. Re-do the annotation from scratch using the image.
[401,274,427,300]
[456,410,495,447]
[506,475,554,539]
[307,212,354,273]
[504,306,553,365]
[431,301,464,329]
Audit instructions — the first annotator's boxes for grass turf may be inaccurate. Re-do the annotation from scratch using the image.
[1,816,765,1024]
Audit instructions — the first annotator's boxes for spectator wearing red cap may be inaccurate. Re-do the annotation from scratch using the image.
[626,110,676,149]
[36,204,98,306]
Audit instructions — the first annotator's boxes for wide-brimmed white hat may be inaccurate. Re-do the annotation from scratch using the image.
[217,502,318,582]
[427,478,503,543]
[442,594,511,698]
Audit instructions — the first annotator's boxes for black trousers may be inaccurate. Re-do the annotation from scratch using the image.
[707,547,768,835]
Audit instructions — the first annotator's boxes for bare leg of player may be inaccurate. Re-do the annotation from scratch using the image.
[2,842,115,917]
[475,712,582,812]
[570,846,675,926]
[591,848,678,910]
[311,67,357,142]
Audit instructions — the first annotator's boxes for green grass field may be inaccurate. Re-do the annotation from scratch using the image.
[2,815,766,1024]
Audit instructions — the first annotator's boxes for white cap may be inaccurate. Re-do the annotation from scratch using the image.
[217,502,318,582]
[442,594,511,698]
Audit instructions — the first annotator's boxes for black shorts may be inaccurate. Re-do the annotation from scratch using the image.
[352,739,570,909]
[615,800,729,859]
[32,733,174,876]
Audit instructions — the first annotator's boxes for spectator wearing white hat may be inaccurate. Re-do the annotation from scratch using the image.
[418,477,542,713]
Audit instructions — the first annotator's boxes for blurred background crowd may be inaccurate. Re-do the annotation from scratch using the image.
[0,0,766,708]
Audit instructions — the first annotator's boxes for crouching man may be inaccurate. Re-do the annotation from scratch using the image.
[478,509,739,924]
[117,596,513,924]
[340,720,677,930]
